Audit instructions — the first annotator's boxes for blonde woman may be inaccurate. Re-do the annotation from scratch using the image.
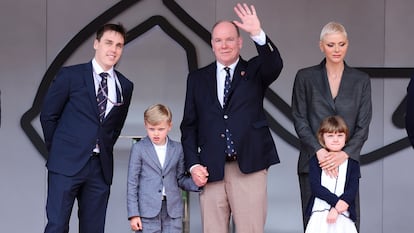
[292,22,372,231]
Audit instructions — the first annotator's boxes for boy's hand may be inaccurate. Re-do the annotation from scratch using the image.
[130,216,142,231]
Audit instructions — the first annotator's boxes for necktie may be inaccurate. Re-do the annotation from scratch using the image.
[97,72,108,122]
[223,67,231,106]
[223,67,236,160]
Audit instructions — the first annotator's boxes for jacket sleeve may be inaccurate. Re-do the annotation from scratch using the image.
[342,74,372,162]
[291,70,323,155]
[127,143,142,218]
[176,144,200,192]
[309,157,340,207]
[339,159,360,205]
[180,72,201,170]
[254,36,283,87]
[39,68,70,151]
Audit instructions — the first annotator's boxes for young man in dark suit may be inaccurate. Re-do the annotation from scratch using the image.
[180,3,283,233]
[40,23,134,233]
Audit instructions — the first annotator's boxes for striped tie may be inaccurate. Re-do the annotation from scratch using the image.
[97,72,108,122]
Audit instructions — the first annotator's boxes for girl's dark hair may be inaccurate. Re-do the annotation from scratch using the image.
[317,115,349,148]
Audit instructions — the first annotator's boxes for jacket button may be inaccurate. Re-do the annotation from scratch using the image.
[223,115,228,119]
[220,134,225,138]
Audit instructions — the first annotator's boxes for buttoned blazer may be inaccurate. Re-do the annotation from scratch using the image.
[127,136,198,218]
[291,60,372,174]
[40,62,133,184]
[180,37,283,182]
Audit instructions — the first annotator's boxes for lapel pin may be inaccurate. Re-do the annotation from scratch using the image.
[241,71,246,76]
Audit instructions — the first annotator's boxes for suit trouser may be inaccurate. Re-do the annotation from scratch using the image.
[138,200,182,233]
[200,161,268,233]
[299,173,360,232]
[44,156,110,233]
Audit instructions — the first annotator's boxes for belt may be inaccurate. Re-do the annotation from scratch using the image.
[225,154,237,162]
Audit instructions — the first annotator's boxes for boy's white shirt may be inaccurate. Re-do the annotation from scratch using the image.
[152,138,168,196]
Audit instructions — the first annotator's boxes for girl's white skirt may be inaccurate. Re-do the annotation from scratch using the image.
[305,210,358,233]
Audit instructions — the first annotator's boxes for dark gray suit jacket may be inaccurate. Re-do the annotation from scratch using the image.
[291,59,372,174]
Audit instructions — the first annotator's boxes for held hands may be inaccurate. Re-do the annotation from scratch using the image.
[190,165,209,187]
[233,3,262,36]
[317,148,349,178]
[130,216,142,231]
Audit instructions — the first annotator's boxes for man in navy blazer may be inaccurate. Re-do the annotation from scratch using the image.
[40,23,133,233]
[180,3,283,232]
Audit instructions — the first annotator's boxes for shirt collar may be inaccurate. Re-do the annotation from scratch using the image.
[216,58,239,72]
[92,58,115,78]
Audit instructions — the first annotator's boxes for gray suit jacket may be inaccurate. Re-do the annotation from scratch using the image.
[291,59,372,174]
[127,136,198,219]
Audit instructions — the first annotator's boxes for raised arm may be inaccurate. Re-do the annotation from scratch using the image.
[233,3,261,36]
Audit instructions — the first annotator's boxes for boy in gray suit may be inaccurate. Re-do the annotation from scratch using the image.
[127,104,199,233]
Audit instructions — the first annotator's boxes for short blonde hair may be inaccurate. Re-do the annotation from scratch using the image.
[317,115,349,148]
[144,104,172,125]
[320,21,348,41]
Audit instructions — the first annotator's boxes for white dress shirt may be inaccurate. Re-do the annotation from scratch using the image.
[215,30,267,107]
[92,58,118,117]
[153,138,168,196]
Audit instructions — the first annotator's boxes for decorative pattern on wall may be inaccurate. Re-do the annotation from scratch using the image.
[20,0,414,166]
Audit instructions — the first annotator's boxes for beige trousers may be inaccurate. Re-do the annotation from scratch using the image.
[200,161,268,233]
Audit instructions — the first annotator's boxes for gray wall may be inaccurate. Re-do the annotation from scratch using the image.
[1,0,413,232]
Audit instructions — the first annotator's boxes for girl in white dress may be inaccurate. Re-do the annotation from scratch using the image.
[305,116,359,233]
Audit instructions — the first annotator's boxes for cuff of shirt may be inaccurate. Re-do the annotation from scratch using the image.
[250,29,266,46]
[189,164,201,173]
